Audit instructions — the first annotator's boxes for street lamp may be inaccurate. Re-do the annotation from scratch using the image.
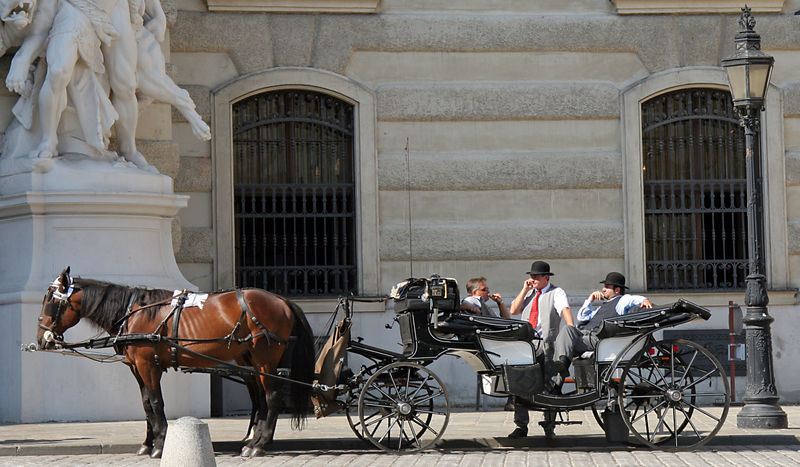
[721,6,787,429]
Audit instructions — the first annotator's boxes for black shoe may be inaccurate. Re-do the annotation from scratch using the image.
[554,356,570,378]
[508,427,528,439]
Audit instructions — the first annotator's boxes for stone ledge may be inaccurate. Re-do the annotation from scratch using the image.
[380,221,622,261]
[378,151,622,190]
[612,0,785,14]
[377,83,620,121]
[206,0,379,12]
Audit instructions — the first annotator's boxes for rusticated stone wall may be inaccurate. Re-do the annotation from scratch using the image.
[162,0,800,406]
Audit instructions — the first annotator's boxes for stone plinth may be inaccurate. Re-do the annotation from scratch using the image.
[0,158,207,423]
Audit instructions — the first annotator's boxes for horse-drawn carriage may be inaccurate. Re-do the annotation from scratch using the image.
[30,268,730,456]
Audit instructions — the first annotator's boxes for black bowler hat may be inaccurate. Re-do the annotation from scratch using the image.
[600,272,628,290]
[526,261,554,276]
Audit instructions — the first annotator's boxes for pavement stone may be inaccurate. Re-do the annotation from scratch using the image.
[0,406,799,465]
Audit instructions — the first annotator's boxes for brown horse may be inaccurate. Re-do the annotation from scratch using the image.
[36,267,314,458]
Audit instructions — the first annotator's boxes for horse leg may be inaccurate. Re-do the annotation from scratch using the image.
[236,353,267,456]
[249,370,285,456]
[241,378,268,457]
[129,367,155,456]
[137,364,168,458]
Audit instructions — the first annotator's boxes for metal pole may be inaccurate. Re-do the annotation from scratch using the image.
[728,301,736,403]
[735,111,787,429]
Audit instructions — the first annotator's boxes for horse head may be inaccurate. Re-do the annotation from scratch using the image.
[37,266,83,349]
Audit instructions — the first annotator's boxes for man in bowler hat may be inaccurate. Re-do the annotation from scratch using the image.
[506,261,573,438]
[552,271,652,380]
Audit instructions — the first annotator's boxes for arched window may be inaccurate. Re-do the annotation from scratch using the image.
[232,89,357,297]
[642,88,755,290]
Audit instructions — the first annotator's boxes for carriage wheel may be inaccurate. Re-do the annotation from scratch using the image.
[357,362,450,453]
[616,339,729,450]
[345,363,383,441]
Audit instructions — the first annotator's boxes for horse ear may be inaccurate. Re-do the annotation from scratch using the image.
[59,266,71,291]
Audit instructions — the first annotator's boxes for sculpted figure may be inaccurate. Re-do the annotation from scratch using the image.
[0,0,210,174]
[133,0,210,141]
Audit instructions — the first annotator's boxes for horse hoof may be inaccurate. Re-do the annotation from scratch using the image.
[240,446,252,457]
[249,447,266,457]
[136,445,152,456]
[150,447,162,459]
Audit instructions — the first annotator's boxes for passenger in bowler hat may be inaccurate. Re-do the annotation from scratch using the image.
[506,261,573,438]
[552,271,653,383]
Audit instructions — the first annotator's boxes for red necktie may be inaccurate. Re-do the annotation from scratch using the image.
[528,290,541,328]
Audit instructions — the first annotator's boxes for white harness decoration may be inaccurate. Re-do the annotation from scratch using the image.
[51,276,74,300]
[171,290,209,309]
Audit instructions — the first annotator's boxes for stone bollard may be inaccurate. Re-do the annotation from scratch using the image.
[160,416,217,467]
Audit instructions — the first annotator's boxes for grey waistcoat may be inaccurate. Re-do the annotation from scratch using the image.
[520,284,563,345]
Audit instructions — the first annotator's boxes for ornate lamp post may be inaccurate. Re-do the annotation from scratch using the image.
[721,6,787,429]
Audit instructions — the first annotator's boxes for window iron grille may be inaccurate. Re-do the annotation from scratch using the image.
[232,90,357,297]
[642,88,760,290]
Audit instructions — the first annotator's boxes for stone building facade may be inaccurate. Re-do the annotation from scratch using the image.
[3,0,800,421]
[160,0,800,413]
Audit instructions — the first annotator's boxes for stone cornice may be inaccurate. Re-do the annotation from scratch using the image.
[205,0,380,13]
[612,0,785,14]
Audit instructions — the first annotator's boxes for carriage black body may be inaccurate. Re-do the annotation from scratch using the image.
[333,275,730,453]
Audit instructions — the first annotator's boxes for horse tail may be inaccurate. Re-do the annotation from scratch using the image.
[283,298,315,429]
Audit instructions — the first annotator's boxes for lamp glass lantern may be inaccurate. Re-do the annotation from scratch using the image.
[721,14,774,111]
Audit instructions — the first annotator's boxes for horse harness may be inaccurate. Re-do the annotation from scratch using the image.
[138,289,289,372]
[38,277,78,343]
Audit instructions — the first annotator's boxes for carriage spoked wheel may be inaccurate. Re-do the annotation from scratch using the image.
[344,363,384,441]
[616,339,730,450]
[357,361,450,453]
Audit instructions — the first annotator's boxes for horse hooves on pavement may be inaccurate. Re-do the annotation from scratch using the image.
[136,445,152,456]
[240,446,252,457]
[150,447,163,458]
[249,447,267,457]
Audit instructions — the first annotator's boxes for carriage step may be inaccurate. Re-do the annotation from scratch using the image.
[552,420,582,426]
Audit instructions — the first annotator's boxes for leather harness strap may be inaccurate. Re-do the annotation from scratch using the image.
[170,293,188,370]
[236,289,287,346]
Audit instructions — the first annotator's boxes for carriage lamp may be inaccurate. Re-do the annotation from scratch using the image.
[721,6,787,429]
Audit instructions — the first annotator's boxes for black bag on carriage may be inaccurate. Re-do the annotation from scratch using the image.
[311,319,351,418]
[391,275,460,314]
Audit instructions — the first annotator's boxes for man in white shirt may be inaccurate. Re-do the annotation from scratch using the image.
[507,261,573,438]
[460,276,509,318]
[553,272,652,379]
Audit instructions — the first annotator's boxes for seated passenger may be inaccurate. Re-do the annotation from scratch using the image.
[552,272,652,380]
[460,276,509,318]
[507,261,573,439]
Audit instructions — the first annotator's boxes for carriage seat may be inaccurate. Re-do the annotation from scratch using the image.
[438,313,537,341]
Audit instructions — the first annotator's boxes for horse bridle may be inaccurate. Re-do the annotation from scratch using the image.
[39,277,78,345]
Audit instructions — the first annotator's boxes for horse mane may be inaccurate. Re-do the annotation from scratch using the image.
[75,278,173,331]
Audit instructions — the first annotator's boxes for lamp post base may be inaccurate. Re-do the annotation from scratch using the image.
[737,403,788,429]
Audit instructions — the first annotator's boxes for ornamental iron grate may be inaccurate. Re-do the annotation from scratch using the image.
[642,88,761,290]
[232,90,357,297]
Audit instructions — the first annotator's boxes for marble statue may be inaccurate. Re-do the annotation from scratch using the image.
[0,0,210,174]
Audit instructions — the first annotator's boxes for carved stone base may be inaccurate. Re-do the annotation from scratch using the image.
[0,157,206,423]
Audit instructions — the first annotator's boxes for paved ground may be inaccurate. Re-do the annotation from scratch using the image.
[1,406,799,465]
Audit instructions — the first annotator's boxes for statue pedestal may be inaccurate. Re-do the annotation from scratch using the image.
[0,158,208,423]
